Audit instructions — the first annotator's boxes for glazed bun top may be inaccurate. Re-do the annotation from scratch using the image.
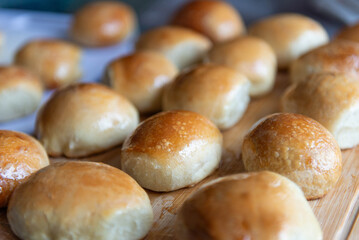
[0,65,42,92]
[36,83,139,158]
[290,40,359,83]
[249,13,329,68]
[176,171,322,240]
[70,1,136,47]
[172,0,245,43]
[14,39,82,89]
[123,110,221,160]
[0,130,49,207]
[136,26,212,69]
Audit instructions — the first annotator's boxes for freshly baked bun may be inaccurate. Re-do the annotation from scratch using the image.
[15,39,82,89]
[36,83,139,158]
[0,66,43,122]
[336,22,359,43]
[206,36,276,96]
[7,161,153,240]
[172,0,245,43]
[282,73,359,149]
[242,113,342,200]
[0,130,49,207]
[249,13,329,69]
[70,1,136,47]
[290,40,359,83]
[121,110,222,192]
[136,26,212,70]
[104,51,178,113]
[176,171,322,240]
[163,64,250,130]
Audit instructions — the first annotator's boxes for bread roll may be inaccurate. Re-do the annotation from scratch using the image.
[176,171,322,240]
[290,40,359,83]
[206,36,276,96]
[104,51,178,113]
[172,0,245,43]
[70,1,136,47]
[282,73,359,149]
[0,130,49,207]
[242,113,342,200]
[136,26,212,70]
[121,110,222,192]
[163,64,250,130]
[36,83,139,158]
[249,13,329,69]
[15,39,82,89]
[336,22,359,43]
[0,66,43,122]
[7,161,153,240]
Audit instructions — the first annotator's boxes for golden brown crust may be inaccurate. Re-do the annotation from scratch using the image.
[282,73,359,131]
[36,83,139,158]
[242,113,342,200]
[162,64,250,129]
[70,1,136,47]
[206,36,276,96]
[290,40,359,83]
[172,0,245,43]
[176,171,323,240]
[0,130,49,207]
[336,23,359,43]
[15,39,82,89]
[105,51,178,113]
[136,26,212,69]
[0,66,42,91]
[7,161,153,239]
[249,13,329,68]
[122,110,220,162]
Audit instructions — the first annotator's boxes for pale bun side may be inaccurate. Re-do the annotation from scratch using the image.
[136,26,212,70]
[290,40,359,83]
[249,13,329,68]
[242,113,342,200]
[176,171,322,240]
[70,1,136,47]
[0,66,43,122]
[15,39,82,89]
[104,51,178,113]
[36,83,139,158]
[7,161,153,240]
[163,64,250,130]
[206,36,277,97]
[282,73,359,149]
[121,110,222,192]
[172,0,245,43]
[0,130,49,207]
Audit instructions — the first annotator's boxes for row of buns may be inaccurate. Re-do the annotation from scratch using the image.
[1,0,359,239]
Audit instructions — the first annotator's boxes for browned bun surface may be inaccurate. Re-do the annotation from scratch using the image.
[70,1,136,47]
[104,51,178,113]
[15,39,82,89]
[7,161,153,240]
[36,83,139,158]
[0,130,49,207]
[172,0,245,43]
[0,66,43,122]
[121,110,222,192]
[242,113,342,200]
[176,171,323,240]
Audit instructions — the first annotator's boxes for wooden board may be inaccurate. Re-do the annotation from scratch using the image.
[0,73,358,239]
[348,214,359,240]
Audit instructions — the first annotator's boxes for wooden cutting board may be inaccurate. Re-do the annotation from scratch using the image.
[0,73,358,239]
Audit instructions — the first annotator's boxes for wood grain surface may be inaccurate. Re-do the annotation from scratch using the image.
[0,73,358,240]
